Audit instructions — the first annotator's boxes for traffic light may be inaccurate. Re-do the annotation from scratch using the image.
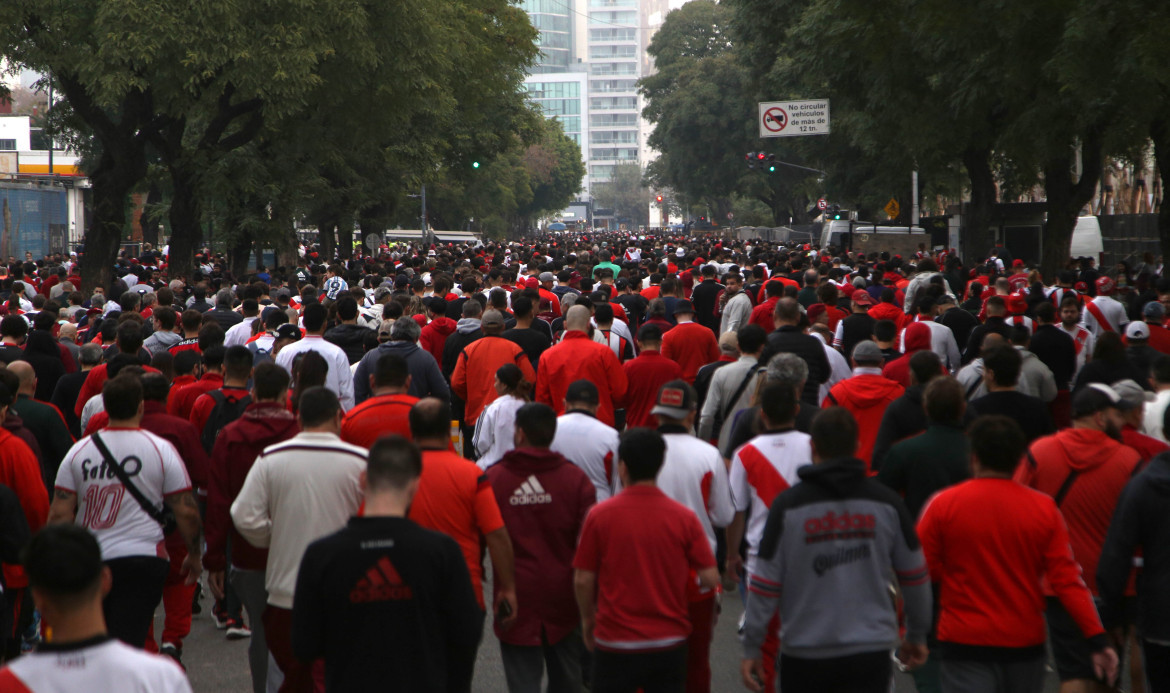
[472,161,480,169]
[745,152,756,169]
[829,205,850,221]
[766,154,776,172]
[655,195,663,204]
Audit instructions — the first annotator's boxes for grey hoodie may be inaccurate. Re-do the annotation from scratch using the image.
[455,317,481,335]
[143,329,181,356]
[353,340,450,403]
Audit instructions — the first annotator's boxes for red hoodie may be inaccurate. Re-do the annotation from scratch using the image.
[882,322,933,387]
[868,301,907,330]
[419,317,457,365]
[823,371,904,469]
[1015,427,1141,594]
[203,402,300,572]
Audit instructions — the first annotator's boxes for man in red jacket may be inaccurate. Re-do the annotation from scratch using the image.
[622,324,683,429]
[748,281,784,334]
[823,341,904,469]
[486,403,595,692]
[536,306,628,427]
[1015,383,1140,691]
[204,362,300,693]
[882,322,934,388]
[418,297,457,365]
[169,345,227,419]
[919,415,1118,693]
[661,300,721,385]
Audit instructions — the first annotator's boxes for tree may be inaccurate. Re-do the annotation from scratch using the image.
[592,163,651,229]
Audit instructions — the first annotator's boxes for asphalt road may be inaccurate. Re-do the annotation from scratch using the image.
[171,575,1066,693]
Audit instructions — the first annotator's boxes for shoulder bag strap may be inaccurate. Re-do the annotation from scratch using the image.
[1053,469,1080,507]
[723,366,762,423]
[91,432,169,528]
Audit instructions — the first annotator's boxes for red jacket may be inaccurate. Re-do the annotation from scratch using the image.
[1016,428,1141,594]
[486,447,595,646]
[882,322,933,387]
[823,371,904,468]
[419,317,457,365]
[189,386,250,437]
[755,277,798,304]
[621,350,683,429]
[75,361,161,417]
[204,402,300,572]
[535,331,628,426]
[918,478,1106,650]
[749,297,779,333]
[0,427,47,589]
[168,372,224,420]
[451,336,536,425]
[661,321,720,384]
[868,301,907,330]
[1121,425,1168,464]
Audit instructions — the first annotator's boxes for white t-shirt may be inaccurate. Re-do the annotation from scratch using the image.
[55,429,192,561]
[0,637,192,693]
[550,411,621,501]
[729,430,811,573]
[657,432,734,554]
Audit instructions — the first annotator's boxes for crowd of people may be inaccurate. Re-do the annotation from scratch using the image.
[0,234,1166,693]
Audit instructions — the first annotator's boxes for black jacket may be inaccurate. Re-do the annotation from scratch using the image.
[1098,452,1170,639]
[1028,324,1077,390]
[325,323,379,365]
[292,516,482,693]
[838,313,876,364]
[690,279,723,333]
[760,326,830,405]
[937,307,980,353]
[871,385,927,472]
[963,316,1010,364]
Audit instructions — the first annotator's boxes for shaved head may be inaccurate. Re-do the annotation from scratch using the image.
[564,305,591,332]
[7,361,35,391]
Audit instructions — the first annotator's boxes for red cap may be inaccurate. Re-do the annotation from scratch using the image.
[1006,292,1028,315]
[1074,281,1089,292]
[525,277,540,289]
[807,304,827,322]
[1012,259,1025,268]
[1096,276,1115,296]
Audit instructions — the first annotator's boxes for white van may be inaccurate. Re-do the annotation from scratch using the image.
[1069,216,1104,264]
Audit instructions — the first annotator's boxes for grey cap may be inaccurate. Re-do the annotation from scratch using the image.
[539,271,555,282]
[481,309,505,327]
[852,340,884,364]
[1143,301,1165,320]
[1111,379,1154,407]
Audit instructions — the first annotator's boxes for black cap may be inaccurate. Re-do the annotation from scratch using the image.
[674,299,695,315]
[651,379,697,419]
[565,379,599,406]
[426,296,448,314]
[275,324,301,341]
[1071,383,1136,418]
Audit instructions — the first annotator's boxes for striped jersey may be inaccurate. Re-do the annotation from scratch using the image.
[730,430,812,572]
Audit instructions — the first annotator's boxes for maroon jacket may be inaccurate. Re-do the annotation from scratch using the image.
[486,447,596,646]
[204,402,300,572]
[140,400,209,491]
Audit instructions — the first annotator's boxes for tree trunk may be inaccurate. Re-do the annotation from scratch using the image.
[961,146,997,265]
[1041,134,1104,280]
[316,217,336,263]
[226,235,252,278]
[166,162,203,281]
[80,152,138,294]
[1152,118,1170,262]
[141,183,163,248]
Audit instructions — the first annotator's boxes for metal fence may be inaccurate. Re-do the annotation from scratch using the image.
[1098,214,1160,269]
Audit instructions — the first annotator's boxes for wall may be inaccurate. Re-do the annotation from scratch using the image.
[0,183,69,259]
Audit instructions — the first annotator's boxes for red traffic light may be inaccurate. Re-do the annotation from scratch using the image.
[655,195,663,203]
[757,152,766,160]
[746,152,754,160]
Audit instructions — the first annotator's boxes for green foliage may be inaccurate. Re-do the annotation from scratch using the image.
[591,162,651,229]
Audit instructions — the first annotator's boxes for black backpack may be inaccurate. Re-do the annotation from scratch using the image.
[201,390,253,454]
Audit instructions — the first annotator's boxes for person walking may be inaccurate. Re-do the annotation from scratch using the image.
[486,404,596,693]
[535,306,628,427]
[698,325,765,452]
[231,387,367,693]
[741,406,931,692]
[823,341,904,469]
[622,324,683,430]
[573,429,719,692]
[274,303,355,411]
[340,353,418,449]
[550,380,622,502]
[759,298,830,406]
[661,300,721,385]
[473,364,532,469]
[918,415,1119,693]
[452,309,536,454]
[291,437,483,692]
[353,316,450,403]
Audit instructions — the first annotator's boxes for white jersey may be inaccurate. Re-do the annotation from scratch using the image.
[550,411,621,501]
[729,430,812,573]
[473,395,526,470]
[1083,296,1128,337]
[0,638,192,693]
[223,316,259,347]
[656,432,734,554]
[274,335,356,411]
[55,429,192,561]
[1058,322,1095,375]
[904,317,962,372]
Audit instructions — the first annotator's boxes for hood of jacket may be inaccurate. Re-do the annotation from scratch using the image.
[869,302,904,322]
[146,330,181,347]
[797,456,868,496]
[425,316,457,338]
[903,321,932,352]
[841,373,904,408]
[456,317,482,335]
[1055,427,1131,471]
[498,446,570,473]
[381,340,425,361]
[236,402,300,439]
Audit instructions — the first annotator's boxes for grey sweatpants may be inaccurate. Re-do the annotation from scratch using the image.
[230,567,270,693]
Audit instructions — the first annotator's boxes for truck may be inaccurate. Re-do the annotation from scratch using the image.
[819,220,930,257]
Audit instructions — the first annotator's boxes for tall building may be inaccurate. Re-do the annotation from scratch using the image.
[585,0,640,185]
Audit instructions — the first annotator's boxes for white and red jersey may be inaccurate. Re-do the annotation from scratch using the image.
[729,429,812,572]
[1059,322,1095,376]
[550,411,621,501]
[1083,296,1128,337]
[1049,286,1084,309]
[55,428,192,562]
[1006,314,1035,335]
[656,431,734,555]
[0,637,192,693]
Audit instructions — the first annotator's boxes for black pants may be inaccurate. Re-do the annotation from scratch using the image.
[592,645,687,693]
[1147,639,1170,693]
[104,556,169,648]
[779,650,891,693]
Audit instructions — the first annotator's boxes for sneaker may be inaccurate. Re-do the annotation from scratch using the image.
[191,583,203,616]
[225,618,251,640]
[211,600,229,630]
[160,642,185,670]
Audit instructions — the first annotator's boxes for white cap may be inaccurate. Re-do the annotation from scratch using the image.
[1126,322,1151,340]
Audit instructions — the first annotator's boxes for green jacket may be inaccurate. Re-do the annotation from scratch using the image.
[12,394,76,492]
[876,422,970,518]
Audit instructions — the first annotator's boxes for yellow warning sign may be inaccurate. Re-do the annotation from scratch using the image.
[884,198,901,219]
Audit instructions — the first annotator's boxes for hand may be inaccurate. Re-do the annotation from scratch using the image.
[1091,647,1119,686]
[180,553,203,587]
[494,589,518,631]
[897,641,929,671]
[740,658,764,691]
[208,570,225,600]
[724,555,743,590]
[581,619,595,652]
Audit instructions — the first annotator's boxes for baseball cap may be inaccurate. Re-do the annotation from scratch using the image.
[426,296,448,314]
[1126,322,1150,341]
[851,291,874,307]
[481,310,505,327]
[676,247,685,258]
[1012,259,1025,268]
[615,277,629,290]
[1006,293,1028,315]
[1072,383,1136,418]
[1111,379,1154,408]
[1096,276,1115,296]
[274,324,301,341]
[538,272,555,282]
[674,299,695,315]
[565,379,600,406]
[852,340,884,364]
[524,277,540,289]
[1143,301,1165,320]
[650,380,697,420]
[569,271,582,283]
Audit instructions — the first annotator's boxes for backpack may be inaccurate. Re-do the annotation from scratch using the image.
[201,390,253,454]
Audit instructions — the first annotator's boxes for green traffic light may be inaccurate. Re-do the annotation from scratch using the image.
[472,161,480,169]
[768,165,776,172]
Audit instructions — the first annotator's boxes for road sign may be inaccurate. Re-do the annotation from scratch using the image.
[817,197,828,210]
[364,233,382,252]
[759,100,830,138]
[884,198,901,219]
[727,212,735,220]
